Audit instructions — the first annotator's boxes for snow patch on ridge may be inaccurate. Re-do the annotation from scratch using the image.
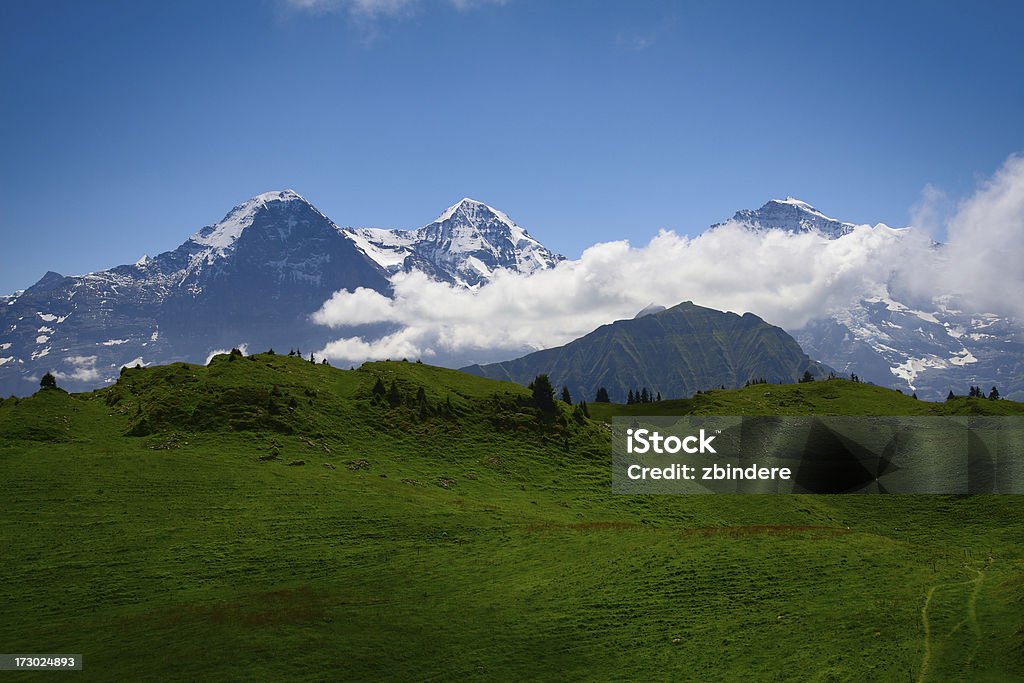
[189,189,308,253]
[890,356,950,390]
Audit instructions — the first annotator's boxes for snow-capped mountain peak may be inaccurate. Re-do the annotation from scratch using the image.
[347,198,563,287]
[0,188,390,396]
[433,197,519,232]
[770,197,831,217]
[717,197,858,239]
[189,189,313,252]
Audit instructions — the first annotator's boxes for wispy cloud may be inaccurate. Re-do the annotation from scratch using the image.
[53,355,101,383]
[616,30,656,52]
[909,183,952,241]
[283,0,503,20]
[614,16,675,52]
[448,0,507,10]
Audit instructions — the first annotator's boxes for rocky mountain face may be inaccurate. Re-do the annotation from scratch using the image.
[462,301,831,403]
[346,198,563,287]
[724,199,1022,401]
[714,197,857,238]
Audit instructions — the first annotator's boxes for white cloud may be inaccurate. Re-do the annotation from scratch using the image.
[205,344,249,365]
[894,154,1024,316]
[320,331,432,363]
[120,357,149,370]
[312,154,1024,368]
[313,224,916,366]
[54,355,101,383]
[941,154,1024,316]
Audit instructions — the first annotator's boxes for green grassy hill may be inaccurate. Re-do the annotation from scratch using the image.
[1,354,1022,681]
[587,378,1024,421]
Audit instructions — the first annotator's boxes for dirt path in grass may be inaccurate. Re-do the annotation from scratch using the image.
[916,562,987,683]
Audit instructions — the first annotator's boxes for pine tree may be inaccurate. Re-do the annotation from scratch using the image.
[528,374,556,414]
[415,386,429,419]
[656,392,661,402]
[912,392,918,400]
[595,387,610,403]
[371,377,386,401]
[989,386,1000,400]
[387,381,401,407]
[561,387,572,405]
[800,370,815,383]
[947,390,956,401]
[627,389,635,405]
[640,388,649,403]
[39,372,57,390]
[580,401,590,418]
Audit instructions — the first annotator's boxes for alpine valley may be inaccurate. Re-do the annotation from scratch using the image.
[0,192,1019,400]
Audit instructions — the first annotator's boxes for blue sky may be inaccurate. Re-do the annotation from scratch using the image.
[1,0,1022,293]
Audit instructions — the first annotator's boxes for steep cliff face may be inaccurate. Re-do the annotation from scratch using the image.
[0,191,391,395]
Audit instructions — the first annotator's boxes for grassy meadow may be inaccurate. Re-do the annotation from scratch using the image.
[1,354,1022,681]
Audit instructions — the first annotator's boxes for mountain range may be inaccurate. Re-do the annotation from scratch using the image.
[0,192,559,396]
[1,192,1020,400]
[462,301,830,402]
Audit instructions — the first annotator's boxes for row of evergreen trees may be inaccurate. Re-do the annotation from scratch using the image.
[275,348,330,365]
[626,388,661,404]
[950,385,1001,400]
[589,386,662,403]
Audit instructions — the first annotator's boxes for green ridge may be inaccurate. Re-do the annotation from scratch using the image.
[462,301,832,403]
